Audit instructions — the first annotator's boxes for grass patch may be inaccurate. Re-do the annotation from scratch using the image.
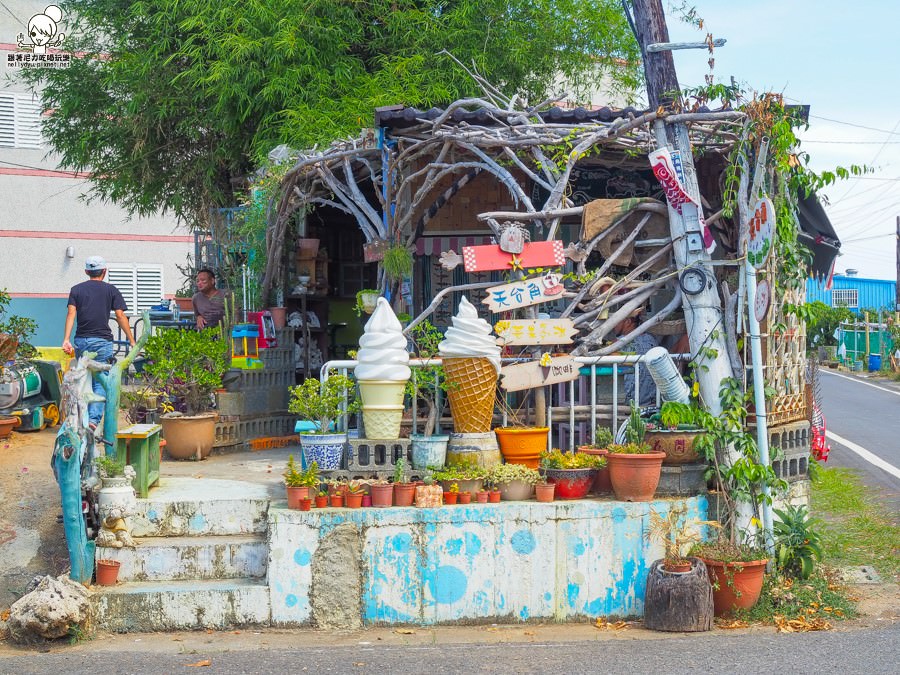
[811,467,900,581]
[738,569,857,625]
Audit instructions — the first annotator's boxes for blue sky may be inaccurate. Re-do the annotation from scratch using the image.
[664,0,900,281]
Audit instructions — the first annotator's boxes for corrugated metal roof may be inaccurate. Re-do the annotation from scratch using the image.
[807,275,897,312]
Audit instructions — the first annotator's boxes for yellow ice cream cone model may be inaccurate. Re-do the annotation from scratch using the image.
[355,297,411,440]
[439,297,502,434]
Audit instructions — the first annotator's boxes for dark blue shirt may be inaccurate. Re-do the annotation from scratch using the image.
[68,280,127,340]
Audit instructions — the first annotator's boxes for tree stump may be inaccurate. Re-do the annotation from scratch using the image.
[643,557,713,632]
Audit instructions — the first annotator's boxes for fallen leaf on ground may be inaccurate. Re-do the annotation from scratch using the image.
[0,609,9,621]
[523,630,535,636]
[715,618,749,630]
[593,617,628,631]
[172,637,183,642]
[393,628,415,634]
[774,615,831,633]
[185,659,211,667]
[353,662,365,667]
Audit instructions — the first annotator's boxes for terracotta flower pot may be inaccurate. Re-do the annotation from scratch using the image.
[0,415,21,439]
[393,482,417,507]
[606,450,666,502]
[534,483,555,502]
[314,495,328,508]
[576,446,611,494]
[476,490,489,503]
[662,560,693,574]
[443,491,459,505]
[95,559,121,586]
[489,490,501,503]
[369,483,394,508]
[495,427,549,468]
[160,412,218,460]
[286,485,312,509]
[299,498,312,512]
[330,494,344,508]
[702,558,768,617]
[457,491,472,504]
[543,467,596,500]
[346,492,364,509]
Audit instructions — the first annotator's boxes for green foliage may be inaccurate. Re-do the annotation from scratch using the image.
[623,402,646,445]
[405,320,451,436]
[393,457,408,485]
[740,570,857,624]
[283,455,319,488]
[773,504,824,580]
[19,0,640,222]
[354,290,380,317]
[606,442,653,455]
[142,328,229,414]
[288,374,359,432]
[431,461,488,482]
[382,245,414,282]
[486,463,541,486]
[803,301,854,348]
[94,454,125,478]
[0,289,38,360]
[540,448,605,469]
[589,426,614,448]
[689,537,767,564]
[658,401,702,428]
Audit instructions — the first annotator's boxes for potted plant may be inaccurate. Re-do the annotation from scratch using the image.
[283,455,319,509]
[368,477,394,508]
[314,490,329,509]
[392,458,417,506]
[443,482,459,505]
[645,506,705,573]
[432,461,487,497]
[0,288,38,361]
[539,448,604,500]
[354,289,380,316]
[487,463,541,501]
[95,558,121,586]
[143,327,229,460]
[534,480,555,502]
[644,401,705,465]
[689,536,768,617]
[329,491,344,508]
[494,398,549,469]
[288,374,359,470]
[475,489,490,503]
[488,486,501,503]
[457,490,472,504]
[406,321,451,469]
[382,244,414,283]
[415,476,443,508]
[605,403,666,502]
[576,426,614,494]
[346,483,365,509]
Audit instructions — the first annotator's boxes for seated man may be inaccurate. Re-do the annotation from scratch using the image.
[191,268,228,330]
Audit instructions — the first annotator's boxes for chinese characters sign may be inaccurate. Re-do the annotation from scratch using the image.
[494,319,577,346]
[499,355,580,392]
[747,197,774,270]
[461,240,565,273]
[482,273,564,312]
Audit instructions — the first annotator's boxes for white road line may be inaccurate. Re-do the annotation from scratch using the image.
[820,369,900,397]
[826,430,900,481]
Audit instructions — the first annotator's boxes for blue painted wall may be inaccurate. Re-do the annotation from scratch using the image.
[806,275,896,313]
[6,297,69,346]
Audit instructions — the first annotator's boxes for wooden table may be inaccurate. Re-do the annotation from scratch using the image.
[115,423,161,498]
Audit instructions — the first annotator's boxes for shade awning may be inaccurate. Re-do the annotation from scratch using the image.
[797,192,841,281]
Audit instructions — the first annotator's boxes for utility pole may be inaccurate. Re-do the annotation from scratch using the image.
[895,216,899,313]
[628,0,734,416]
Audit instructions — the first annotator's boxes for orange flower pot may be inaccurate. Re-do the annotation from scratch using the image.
[701,558,768,616]
[95,559,121,586]
[606,451,666,502]
[495,427,549,468]
[534,483,555,502]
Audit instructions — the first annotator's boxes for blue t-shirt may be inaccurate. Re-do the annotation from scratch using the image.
[68,280,127,340]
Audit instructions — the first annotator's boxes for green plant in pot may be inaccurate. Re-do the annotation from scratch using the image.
[289,374,359,471]
[432,460,487,496]
[539,448,603,500]
[382,245,413,283]
[486,462,540,501]
[406,320,451,470]
[354,289,380,316]
[689,532,768,618]
[605,403,666,501]
[283,454,319,508]
[0,288,38,361]
[576,425,614,494]
[143,327,229,460]
[644,401,705,465]
[391,457,417,506]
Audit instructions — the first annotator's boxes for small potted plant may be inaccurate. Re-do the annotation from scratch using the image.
[143,327,229,460]
[289,374,359,470]
[432,461,487,497]
[534,479,555,503]
[443,482,459,505]
[644,401,705,465]
[645,506,704,573]
[539,448,604,499]
[605,403,666,502]
[488,485,501,503]
[368,477,394,508]
[475,488,490,503]
[283,455,320,509]
[329,490,345,508]
[689,534,768,617]
[406,321,451,469]
[314,490,329,509]
[487,463,541,501]
[458,489,472,504]
[576,426,614,494]
[346,483,365,509]
[354,289,381,316]
[392,458,417,507]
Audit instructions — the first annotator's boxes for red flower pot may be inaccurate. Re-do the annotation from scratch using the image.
[330,495,344,508]
[543,468,596,500]
[286,486,312,509]
[443,492,458,505]
[346,492,364,509]
[489,490,501,503]
[458,491,472,504]
[576,446,611,494]
[95,559,121,586]
[606,451,666,502]
[314,495,328,508]
[393,483,416,507]
[361,495,372,507]
[299,498,312,512]
[534,483,555,502]
[702,558,769,616]
[370,483,394,508]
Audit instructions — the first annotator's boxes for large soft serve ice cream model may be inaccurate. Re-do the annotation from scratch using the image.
[355,297,411,439]
[438,296,501,433]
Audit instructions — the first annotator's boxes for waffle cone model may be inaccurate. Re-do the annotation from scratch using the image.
[442,357,498,433]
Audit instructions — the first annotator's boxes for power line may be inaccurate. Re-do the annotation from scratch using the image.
[841,233,895,244]
[809,114,900,137]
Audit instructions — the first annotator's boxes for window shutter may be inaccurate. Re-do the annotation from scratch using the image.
[106,264,164,316]
[0,94,14,148]
[15,96,43,149]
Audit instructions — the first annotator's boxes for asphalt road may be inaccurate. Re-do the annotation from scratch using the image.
[818,370,900,514]
[1,626,898,674]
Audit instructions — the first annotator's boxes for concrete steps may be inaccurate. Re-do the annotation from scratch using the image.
[93,579,271,632]
[99,534,267,582]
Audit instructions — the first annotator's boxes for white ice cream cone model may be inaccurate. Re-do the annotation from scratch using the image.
[438,297,502,433]
[355,297,411,439]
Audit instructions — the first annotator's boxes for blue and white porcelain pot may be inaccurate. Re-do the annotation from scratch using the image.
[299,433,348,471]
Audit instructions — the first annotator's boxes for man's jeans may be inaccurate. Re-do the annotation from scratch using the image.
[73,337,114,427]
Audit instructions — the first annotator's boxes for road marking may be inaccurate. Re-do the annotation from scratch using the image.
[826,430,900,481]
[821,370,900,397]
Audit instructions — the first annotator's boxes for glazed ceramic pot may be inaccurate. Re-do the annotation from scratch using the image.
[410,434,450,470]
[497,479,534,501]
[495,427,549,468]
[542,467,596,500]
[299,433,347,471]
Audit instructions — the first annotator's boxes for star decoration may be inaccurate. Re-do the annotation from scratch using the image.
[507,255,524,272]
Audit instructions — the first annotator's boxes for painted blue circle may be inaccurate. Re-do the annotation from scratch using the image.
[293,548,312,566]
[392,532,412,554]
[611,506,628,523]
[510,529,536,555]
[285,594,298,607]
[428,565,467,604]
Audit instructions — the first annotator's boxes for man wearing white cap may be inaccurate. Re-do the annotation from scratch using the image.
[62,256,136,430]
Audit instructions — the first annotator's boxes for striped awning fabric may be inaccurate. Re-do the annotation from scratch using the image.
[415,235,495,256]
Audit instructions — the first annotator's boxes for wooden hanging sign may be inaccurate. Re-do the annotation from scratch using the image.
[494,319,578,346]
[462,240,565,273]
[482,273,565,312]
[363,239,388,263]
[500,355,580,392]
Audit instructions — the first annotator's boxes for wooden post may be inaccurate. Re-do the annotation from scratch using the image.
[629,0,734,416]
[865,311,871,358]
